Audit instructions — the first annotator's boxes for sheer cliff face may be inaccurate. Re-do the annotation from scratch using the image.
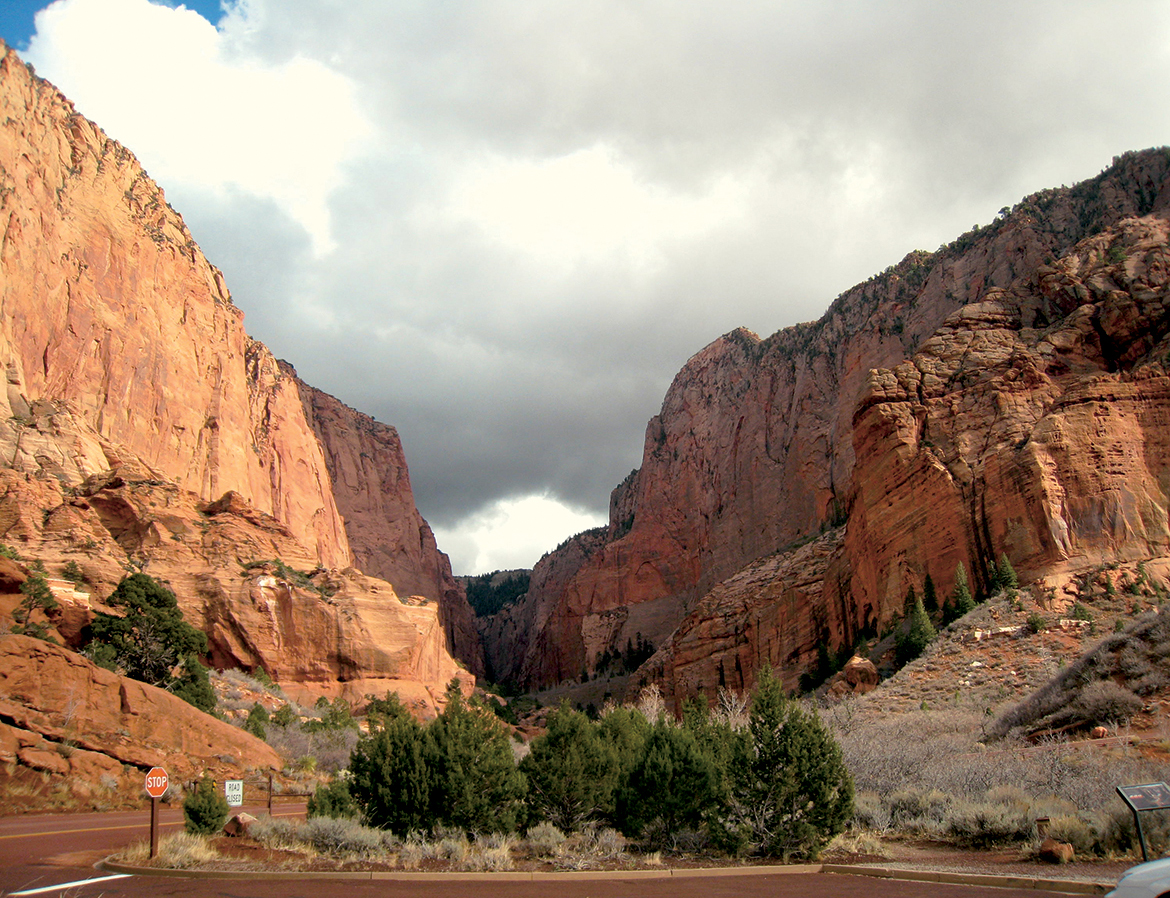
[293,374,484,675]
[490,149,1170,693]
[0,45,475,695]
[0,47,350,568]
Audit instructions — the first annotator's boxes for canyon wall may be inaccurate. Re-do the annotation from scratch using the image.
[0,44,475,697]
[294,372,484,675]
[487,149,1170,694]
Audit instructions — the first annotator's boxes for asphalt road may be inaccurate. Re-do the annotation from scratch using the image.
[0,807,1081,898]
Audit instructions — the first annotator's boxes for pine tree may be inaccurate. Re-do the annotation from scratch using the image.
[951,562,975,617]
[896,596,936,666]
[997,553,1018,590]
[923,573,938,612]
[349,707,433,833]
[727,667,853,860]
[520,701,618,831]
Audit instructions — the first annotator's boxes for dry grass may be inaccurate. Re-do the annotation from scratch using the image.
[112,832,220,869]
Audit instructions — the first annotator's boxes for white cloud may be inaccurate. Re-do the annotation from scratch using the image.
[433,495,606,576]
[446,144,751,272]
[25,0,371,254]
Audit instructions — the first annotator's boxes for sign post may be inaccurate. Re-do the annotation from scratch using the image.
[144,766,169,859]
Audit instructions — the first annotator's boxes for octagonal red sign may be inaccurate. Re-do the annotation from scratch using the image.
[144,766,168,798]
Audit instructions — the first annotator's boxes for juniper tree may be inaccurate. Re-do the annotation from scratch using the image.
[86,573,215,712]
[348,703,432,833]
[424,682,526,833]
[729,667,853,860]
[520,701,618,831]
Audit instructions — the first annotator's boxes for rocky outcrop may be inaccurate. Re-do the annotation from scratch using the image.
[292,371,483,675]
[846,212,1170,624]
[0,44,476,701]
[0,634,282,805]
[486,149,1170,694]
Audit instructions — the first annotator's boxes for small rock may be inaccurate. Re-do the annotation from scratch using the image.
[1090,726,1109,739]
[223,812,257,837]
[1039,837,1075,864]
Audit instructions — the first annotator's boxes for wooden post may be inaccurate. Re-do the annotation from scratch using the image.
[267,769,273,815]
[149,796,159,859]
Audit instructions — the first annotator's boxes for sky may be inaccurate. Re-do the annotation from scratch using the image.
[2,1,1169,575]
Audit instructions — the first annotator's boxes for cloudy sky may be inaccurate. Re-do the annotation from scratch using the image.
[3,1,1169,575]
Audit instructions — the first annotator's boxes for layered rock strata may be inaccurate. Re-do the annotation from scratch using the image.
[486,149,1170,694]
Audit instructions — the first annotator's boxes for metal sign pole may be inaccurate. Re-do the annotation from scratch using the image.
[150,796,159,859]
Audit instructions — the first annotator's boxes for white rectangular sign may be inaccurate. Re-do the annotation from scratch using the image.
[224,780,244,807]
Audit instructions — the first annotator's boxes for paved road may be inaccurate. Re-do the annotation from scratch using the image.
[0,808,1082,898]
[0,800,305,896]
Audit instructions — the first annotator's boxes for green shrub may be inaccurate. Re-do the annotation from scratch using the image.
[183,777,229,835]
[244,702,269,739]
[307,777,360,820]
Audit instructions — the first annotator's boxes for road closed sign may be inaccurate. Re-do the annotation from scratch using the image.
[144,767,168,799]
[225,780,243,807]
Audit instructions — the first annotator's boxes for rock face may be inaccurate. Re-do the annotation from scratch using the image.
[0,44,475,703]
[293,371,484,675]
[0,633,282,807]
[485,148,1170,696]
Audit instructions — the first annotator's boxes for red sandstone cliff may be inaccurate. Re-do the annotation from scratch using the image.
[0,44,475,698]
[486,149,1170,694]
[292,371,484,675]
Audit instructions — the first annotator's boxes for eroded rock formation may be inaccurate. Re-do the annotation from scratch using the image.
[0,633,282,806]
[486,149,1170,699]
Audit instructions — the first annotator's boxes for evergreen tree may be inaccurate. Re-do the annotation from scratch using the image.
[996,553,1018,590]
[597,704,652,786]
[12,572,59,643]
[348,708,433,833]
[896,596,936,666]
[616,720,720,843]
[307,777,360,820]
[87,574,213,711]
[923,573,938,612]
[950,562,975,619]
[729,667,853,860]
[183,776,229,835]
[244,702,270,739]
[424,683,526,833]
[520,701,618,831]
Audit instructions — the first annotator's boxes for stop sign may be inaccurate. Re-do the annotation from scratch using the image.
[144,766,168,798]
